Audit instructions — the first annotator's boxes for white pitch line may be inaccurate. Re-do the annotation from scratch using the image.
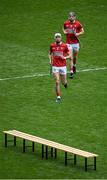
[0,67,107,81]
[77,67,107,72]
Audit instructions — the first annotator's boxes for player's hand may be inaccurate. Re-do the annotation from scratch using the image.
[63,30,68,34]
[75,33,80,37]
[60,55,66,60]
[49,60,52,66]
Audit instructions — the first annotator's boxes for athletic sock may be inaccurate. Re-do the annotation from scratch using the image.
[70,66,73,74]
[57,96,61,99]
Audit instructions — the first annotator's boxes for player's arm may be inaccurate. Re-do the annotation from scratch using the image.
[76,27,84,37]
[48,45,53,65]
[62,27,68,34]
[64,49,73,71]
[48,52,53,65]
[63,46,73,60]
[65,49,73,60]
[48,52,53,75]
[62,22,68,34]
[61,46,73,60]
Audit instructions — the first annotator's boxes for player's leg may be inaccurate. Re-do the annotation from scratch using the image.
[52,67,61,101]
[69,58,74,78]
[69,43,80,78]
[54,73,61,97]
[54,73,61,102]
[59,67,67,88]
[66,44,74,78]
[73,50,78,74]
[60,74,67,88]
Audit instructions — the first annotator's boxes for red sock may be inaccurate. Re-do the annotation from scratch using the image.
[56,82,61,97]
[56,92,60,96]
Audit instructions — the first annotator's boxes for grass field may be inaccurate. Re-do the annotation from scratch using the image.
[0,0,107,179]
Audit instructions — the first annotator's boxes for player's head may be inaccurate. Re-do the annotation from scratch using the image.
[68,12,76,22]
[54,33,62,43]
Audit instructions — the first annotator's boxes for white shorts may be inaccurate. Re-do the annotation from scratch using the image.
[67,43,80,52]
[52,66,67,75]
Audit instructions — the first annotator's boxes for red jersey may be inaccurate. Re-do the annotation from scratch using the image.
[64,20,83,44]
[50,42,69,67]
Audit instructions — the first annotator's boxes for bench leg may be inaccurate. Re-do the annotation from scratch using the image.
[32,142,35,152]
[42,144,44,158]
[65,152,67,166]
[85,158,87,171]
[55,148,57,158]
[4,134,7,147]
[46,146,48,159]
[74,154,77,165]
[51,147,53,157]
[94,157,96,170]
[5,134,16,147]
[14,136,16,146]
[23,139,25,153]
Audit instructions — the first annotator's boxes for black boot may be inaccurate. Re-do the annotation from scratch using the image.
[64,83,67,88]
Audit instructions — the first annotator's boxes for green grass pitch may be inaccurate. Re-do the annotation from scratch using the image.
[0,0,107,178]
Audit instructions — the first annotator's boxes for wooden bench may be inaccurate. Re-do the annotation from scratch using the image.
[3,130,98,171]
